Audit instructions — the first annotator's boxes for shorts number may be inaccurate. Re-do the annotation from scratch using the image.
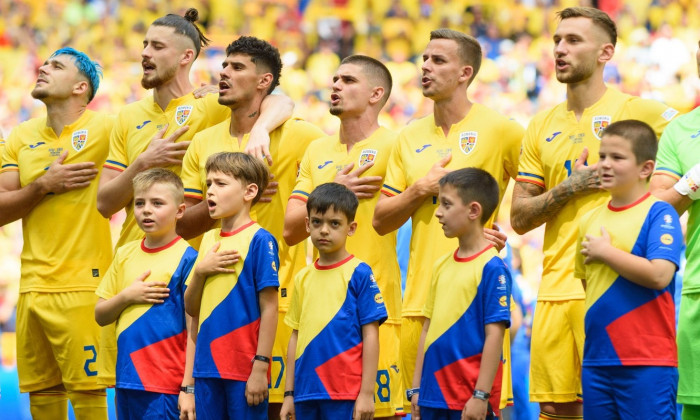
[376,369,390,403]
[270,356,285,389]
[83,345,97,377]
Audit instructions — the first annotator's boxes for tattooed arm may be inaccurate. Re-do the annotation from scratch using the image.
[511,149,601,234]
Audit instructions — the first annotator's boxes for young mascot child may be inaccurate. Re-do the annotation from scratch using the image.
[184,152,279,419]
[411,168,512,420]
[95,168,198,419]
[280,182,388,420]
[575,120,683,419]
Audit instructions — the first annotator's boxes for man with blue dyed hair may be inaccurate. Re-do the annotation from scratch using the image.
[0,47,114,419]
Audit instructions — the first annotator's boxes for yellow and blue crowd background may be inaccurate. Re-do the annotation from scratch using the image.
[0,0,698,418]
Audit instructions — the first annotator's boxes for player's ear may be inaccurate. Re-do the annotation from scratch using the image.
[175,202,186,219]
[639,159,655,179]
[258,73,273,93]
[305,216,311,233]
[347,220,358,236]
[73,80,89,97]
[468,201,482,221]
[244,182,258,202]
[368,86,385,105]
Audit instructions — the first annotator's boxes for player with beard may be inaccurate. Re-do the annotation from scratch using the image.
[510,7,678,420]
[177,36,324,419]
[283,55,403,419]
[0,48,112,420]
[95,8,293,396]
[372,29,523,416]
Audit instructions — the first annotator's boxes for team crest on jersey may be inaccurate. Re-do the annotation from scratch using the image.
[175,105,193,126]
[71,130,88,152]
[359,149,377,167]
[459,131,477,155]
[592,116,611,140]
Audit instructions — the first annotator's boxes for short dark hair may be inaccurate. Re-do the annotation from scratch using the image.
[601,119,658,163]
[429,28,482,85]
[152,8,211,58]
[439,168,499,224]
[558,7,617,46]
[225,36,282,95]
[205,152,269,205]
[306,183,359,222]
[340,55,393,108]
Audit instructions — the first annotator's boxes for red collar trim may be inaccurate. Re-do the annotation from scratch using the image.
[453,244,493,262]
[141,236,182,253]
[607,192,650,212]
[220,220,256,237]
[314,254,354,270]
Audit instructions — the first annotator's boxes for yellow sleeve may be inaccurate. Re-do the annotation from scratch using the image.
[381,134,407,196]
[284,271,303,329]
[181,133,204,201]
[290,143,315,201]
[104,113,129,171]
[514,117,545,188]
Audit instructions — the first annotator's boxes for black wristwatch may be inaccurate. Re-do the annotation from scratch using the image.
[180,385,195,394]
[406,387,420,401]
[252,354,270,364]
[284,390,294,398]
[472,389,490,401]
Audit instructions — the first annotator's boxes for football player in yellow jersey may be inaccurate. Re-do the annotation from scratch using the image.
[283,55,403,419]
[94,9,292,391]
[373,29,523,415]
[0,48,111,420]
[176,36,324,420]
[510,8,677,420]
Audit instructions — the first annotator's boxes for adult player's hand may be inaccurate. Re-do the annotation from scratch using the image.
[484,224,507,252]
[245,366,269,406]
[192,82,219,98]
[581,226,612,264]
[135,124,191,169]
[178,391,195,420]
[414,154,452,198]
[335,162,382,199]
[35,150,98,194]
[411,393,421,420]
[280,396,295,420]
[258,173,278,203]
[193,242,240,277]
[564,148,601,196]
[461,397,488,420]
[353,391,375,419]
[246,126,273,166]
[123,270,170,304]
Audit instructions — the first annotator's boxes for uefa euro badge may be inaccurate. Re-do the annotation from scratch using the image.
[71,130,88,152]
[175,105,193,126]
[459,131,477,155]
[592,115,611,140]
[359,149,378,167]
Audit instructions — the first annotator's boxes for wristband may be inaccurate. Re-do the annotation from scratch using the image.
[674,164,700,200]
[252,355,270,364]
[406,388,420,401]
[284,390,294,398]
[472,389,490,401]
[180,385,195,394]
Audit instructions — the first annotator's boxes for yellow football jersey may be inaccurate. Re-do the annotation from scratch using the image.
[1,110,114,292]
[290,127,402,325]
[381,104,523,316]
[517,88,678,301]
[104,93,230,249]
[181,118,325,311]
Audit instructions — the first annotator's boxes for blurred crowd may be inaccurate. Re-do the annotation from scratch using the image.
[1,0,700,365]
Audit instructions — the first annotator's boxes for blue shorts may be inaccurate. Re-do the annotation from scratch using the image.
[295,400,354,420]
[194,377,267,420]
[419,406,498,420]
[116,388,178,420]
[583,365,677,419]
